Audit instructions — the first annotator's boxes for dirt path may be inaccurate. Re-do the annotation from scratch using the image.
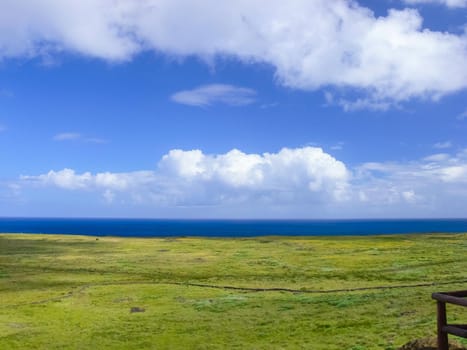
[4,278,467,308]
[176,278,467,293]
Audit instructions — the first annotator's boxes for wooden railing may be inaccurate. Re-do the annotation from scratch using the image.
[432,290,467,350]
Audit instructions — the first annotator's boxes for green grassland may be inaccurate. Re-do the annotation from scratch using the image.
[1,233,466,349]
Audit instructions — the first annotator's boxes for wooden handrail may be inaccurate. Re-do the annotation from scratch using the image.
[432,291,467,350]
[433,292,467,307]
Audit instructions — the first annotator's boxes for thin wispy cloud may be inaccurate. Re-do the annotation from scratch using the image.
[171,84,257,107]
[423,153,450,162]
[324,92,394,112]
[337,98,393,112]
[53,132,81,141]
[330,142,345,151]
[260,102,279,109]
[53,132,107,144]
[433,141,453,149]
[403,0,467,8]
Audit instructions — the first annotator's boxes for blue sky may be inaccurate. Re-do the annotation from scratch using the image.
[0,0,466,218]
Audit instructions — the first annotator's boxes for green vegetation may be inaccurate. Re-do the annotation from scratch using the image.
[1,233,466,349]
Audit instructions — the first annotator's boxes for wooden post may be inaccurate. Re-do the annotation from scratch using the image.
[437,301,449,350]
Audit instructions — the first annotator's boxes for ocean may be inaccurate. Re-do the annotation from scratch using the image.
[0,218,466,237]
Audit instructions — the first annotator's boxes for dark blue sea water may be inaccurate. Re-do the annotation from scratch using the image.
[0,218,466,237]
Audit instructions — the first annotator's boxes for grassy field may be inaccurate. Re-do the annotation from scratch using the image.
[1,233,466,349]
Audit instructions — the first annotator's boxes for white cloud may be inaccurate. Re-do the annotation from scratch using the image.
[53,132,81,141]
[17,146,467,217]
[21,169,154,191]
[53,132,107,143]
[433,141,453,149]
[21,147,351,206]
[403,0,467,8]
[160,147,350,198]
[0,1,139,61]
[355,150,467,209]
[358,155,467,184]
[402,190,416,202]
[337,98,394,112]
[330,142,345,151]
[171,84,256,107]
[437,165,467,182]
[325,88,397,111]
[23,168,92,190]
[423,153,450,162]
[0,1,465,108]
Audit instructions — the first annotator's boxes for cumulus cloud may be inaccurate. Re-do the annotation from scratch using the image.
[160,148,349,198]
[21,147,351,207]
[17,146,467,217]
[0,1,466,108]
[403,0,467,8]
[21,169,155,191]
[171,84,256,107]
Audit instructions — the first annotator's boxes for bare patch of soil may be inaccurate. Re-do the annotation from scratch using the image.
[130,306,145,313]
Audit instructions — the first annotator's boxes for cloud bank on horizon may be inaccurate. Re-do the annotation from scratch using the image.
[0,0,466,109]
[15,146,467,218]
[21,147,350,205]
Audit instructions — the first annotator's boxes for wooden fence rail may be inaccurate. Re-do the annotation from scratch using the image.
[432,290,467,350]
